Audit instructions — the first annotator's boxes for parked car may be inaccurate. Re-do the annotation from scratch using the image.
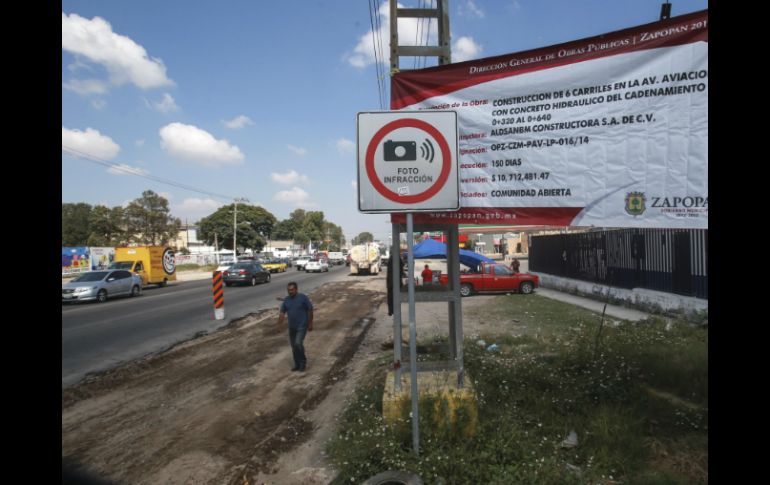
[305,259,329,273]
[263,258,288,273]
[223,262,271,287]
[295,256,311,271]
[438,262,539,297]
[62,270,142,303]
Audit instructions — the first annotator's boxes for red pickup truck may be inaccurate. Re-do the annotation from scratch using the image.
[438,261,539,297]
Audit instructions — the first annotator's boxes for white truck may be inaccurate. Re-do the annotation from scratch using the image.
[349,243,380,275]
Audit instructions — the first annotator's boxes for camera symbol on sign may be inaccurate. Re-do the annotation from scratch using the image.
[383,139,435,163]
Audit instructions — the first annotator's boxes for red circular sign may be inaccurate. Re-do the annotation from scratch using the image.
[365,118,452,204]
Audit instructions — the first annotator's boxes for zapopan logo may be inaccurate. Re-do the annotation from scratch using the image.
[365,118,452,204]
[624,192,646,216]
[163,248,176,274]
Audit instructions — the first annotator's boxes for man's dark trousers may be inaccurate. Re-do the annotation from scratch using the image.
[289,327,308,369]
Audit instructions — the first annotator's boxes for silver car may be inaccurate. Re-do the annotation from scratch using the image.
[62,270,143,303]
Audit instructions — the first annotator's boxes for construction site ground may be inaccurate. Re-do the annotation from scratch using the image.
[62,270,518,484]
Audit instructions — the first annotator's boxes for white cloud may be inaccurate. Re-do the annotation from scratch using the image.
[336,138,355,155]
[452,36,482,62]
[91,99,107,110]
[150,93,179,113]
[159,122,244,166]
[173,198,224,221]
[107,163,149,176]
[158,191,174,201]
[273,187,314,207]
[62,12,173,90]
[135,139,145,147]
[223,115,254,129]
[270,170,310,185]
[63,78,108,96]
[347,2,438,68]
[62,126,120,160]
[461,1,485,18]
[287,144,308,156]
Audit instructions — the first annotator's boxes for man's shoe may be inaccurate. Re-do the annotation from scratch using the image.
[298,366,306,372]
[291,366,300,372]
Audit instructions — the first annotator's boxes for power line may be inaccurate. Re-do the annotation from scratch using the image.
[62,145,237,202]
[374,0,388,109]
[368,0,385,109]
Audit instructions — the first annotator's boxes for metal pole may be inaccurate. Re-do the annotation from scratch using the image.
[392,223,402,392]
[233,200,238,261]
[406,213,419,456]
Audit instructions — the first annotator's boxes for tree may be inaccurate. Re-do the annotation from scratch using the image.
[62,203,93,246]
[352,231,374,245]
[87,205,125,247]
[322,222,345,251]
[198,203,277,253]
[123,190,181,245]
[271,219,297,240]
[302,211,325,249]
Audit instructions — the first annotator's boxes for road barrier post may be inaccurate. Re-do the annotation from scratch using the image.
[212,271,225,320]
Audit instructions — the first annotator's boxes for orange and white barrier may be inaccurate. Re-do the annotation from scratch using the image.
[212,271,225,320]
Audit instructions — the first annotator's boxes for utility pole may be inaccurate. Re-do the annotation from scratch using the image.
[233,197,249,261]
[390,0,451,75]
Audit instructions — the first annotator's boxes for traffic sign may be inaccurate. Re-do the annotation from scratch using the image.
[357,111,459,213]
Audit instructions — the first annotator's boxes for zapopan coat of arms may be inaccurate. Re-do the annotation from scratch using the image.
[625,192,646,216]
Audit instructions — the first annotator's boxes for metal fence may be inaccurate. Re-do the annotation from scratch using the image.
[530,228,708,299]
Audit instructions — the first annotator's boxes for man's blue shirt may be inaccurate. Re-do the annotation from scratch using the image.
[280,293,313,329]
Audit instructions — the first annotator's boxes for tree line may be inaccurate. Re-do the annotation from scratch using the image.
[62,190,181,247]
[62,190,354,254]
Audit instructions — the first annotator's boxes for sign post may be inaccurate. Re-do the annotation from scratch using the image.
[358,110,459,455]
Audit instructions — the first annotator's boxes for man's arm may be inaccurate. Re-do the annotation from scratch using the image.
[307,309,314,331]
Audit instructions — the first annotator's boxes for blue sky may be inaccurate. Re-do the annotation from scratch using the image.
[61,0,707,244]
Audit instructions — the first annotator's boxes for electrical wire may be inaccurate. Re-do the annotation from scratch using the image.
[373,0,387,107]
[368,0,384,109]
[62,145,237,202]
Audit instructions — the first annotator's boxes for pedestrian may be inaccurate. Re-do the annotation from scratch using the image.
[277,282,314,372]
[421,264,433,285]
[510,257,520,273]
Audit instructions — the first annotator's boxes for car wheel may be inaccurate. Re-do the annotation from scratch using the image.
[96,289,108,303]
[459,283,473,297]
[130,285,141,297]
[251,276,257,286]
[225,282,232,287]
[519,281,534,294]
[266,274,271,283]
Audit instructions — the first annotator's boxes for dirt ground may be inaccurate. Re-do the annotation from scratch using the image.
[62,272,513,485]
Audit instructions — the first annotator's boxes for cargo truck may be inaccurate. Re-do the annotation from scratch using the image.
[109,246,177,287]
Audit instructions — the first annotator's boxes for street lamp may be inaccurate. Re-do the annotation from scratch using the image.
[233,197,250,260]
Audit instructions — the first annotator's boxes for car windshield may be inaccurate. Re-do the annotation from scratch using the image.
[72,271,109,282]
[231,263,252,269]
[109,262,133,270]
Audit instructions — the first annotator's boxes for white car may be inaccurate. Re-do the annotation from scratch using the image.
[305,259,329,273]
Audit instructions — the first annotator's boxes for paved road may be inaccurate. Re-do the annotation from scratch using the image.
[62,264,353,388]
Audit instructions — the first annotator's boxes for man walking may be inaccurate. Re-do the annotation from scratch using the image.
[278,282,314,372]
